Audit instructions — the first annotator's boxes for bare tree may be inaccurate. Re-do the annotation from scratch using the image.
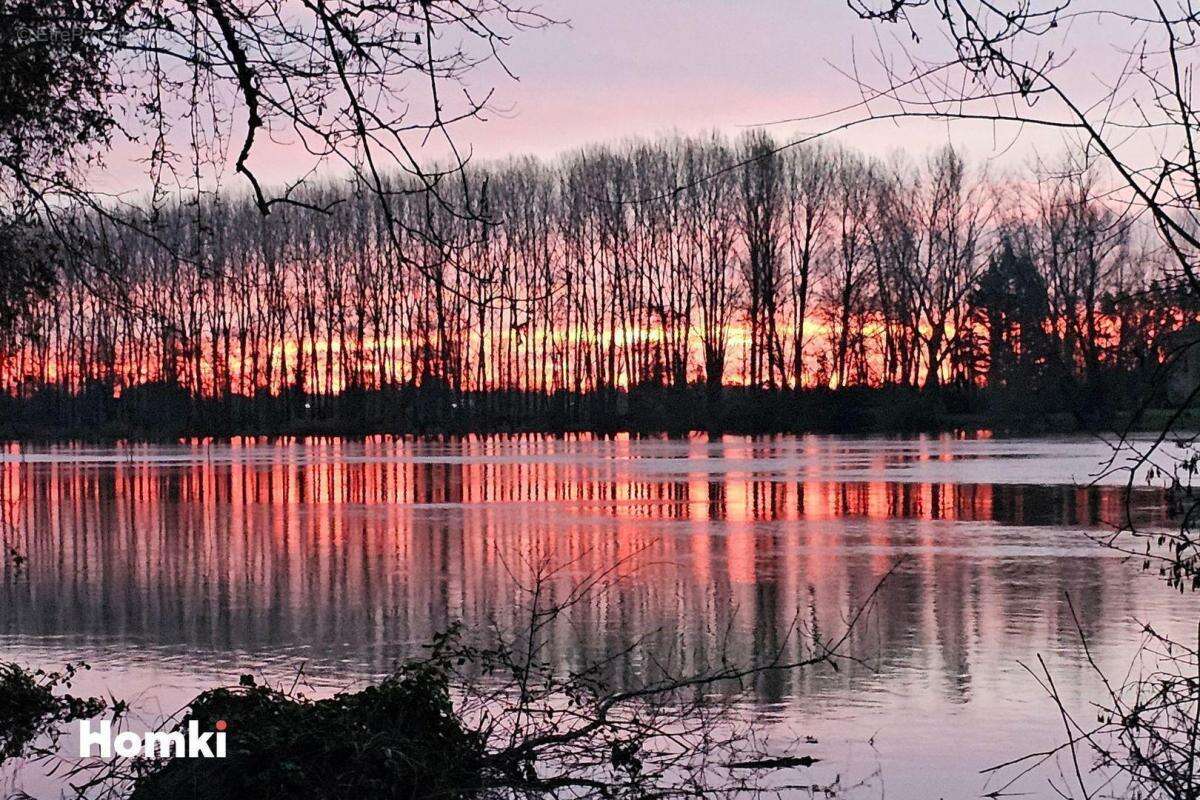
[844,2,1200,795]
[780,144,836,389]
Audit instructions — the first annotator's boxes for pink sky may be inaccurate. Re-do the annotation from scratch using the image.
[95,1,1131,198]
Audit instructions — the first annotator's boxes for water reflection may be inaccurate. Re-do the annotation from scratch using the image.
[0,436,1186,799]
[0,437,1168,685]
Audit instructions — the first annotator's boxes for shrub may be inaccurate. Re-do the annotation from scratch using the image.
[128,662,487,800]
[0,662,107,765]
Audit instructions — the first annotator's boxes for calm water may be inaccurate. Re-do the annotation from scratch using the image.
[0,434,1194,799]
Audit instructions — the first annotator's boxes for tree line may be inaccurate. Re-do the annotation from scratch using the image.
[0,132,1188,434]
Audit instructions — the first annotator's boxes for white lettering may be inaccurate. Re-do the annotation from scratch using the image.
[113,732,142,758]
[187,721,215,758]
[78,719,112,758]
[76,720,227,759]
[143,730,186,758]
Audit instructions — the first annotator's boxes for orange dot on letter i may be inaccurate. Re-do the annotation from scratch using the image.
[214,719,228,758]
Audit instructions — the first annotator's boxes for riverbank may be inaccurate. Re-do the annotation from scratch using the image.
[0,382,1183,442]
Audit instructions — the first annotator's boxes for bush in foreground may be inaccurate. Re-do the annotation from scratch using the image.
[129,663,486,800]
[0,662,107,766]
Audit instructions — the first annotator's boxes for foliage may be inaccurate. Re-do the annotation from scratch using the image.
[0,662,108,765]
[0,0,119,176]
[0,0,119,333]
[127,658,488,800]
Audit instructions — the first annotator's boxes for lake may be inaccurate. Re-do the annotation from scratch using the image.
[1,434,1194,798]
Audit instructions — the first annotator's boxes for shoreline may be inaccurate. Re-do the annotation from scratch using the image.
[1,408,1190,445]
[2,383,1189,444]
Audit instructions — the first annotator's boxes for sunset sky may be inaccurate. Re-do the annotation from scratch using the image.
[432,0,1132,162]
[452,1,1032,157]
[98,0,1133,198]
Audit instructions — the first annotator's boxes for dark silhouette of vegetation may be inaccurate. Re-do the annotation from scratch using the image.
[0,382,1177,440]
[0,0,120,334]
[0,662,108,766]
[0,0,551,344]
[846,2,1200,797]
[0,134,1187,439]
[128,667,488,800]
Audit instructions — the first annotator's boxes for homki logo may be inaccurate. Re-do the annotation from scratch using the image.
[78,720,229,758]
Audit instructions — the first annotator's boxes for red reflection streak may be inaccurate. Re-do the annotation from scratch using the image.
[0,435,1185,733]
[0,439,1169,645]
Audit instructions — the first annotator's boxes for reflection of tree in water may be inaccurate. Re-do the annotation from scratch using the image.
[0,440,1172,715]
